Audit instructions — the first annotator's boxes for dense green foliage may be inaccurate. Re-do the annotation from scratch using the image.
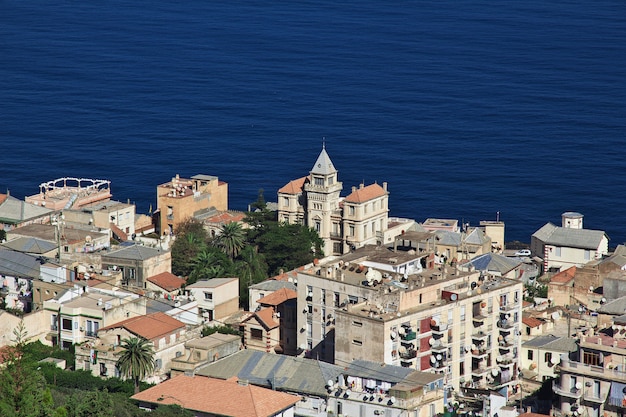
[170,191,324,309]
[201,325,242,337]
[524,283,548,302]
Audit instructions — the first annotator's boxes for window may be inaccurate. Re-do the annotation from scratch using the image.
[352,321,363,327]
[349,206,355,216]
[585,250,590,260]
[555,247,561,257]
[314,177,324,186]
[459,361,465,375]
[315,221,321,233]
[460,305,466,321]
[583,351,600,366]
[545,352,552,363]
[204,292,213,300]
[352,339,362,346]
[348,295,358,304]
[334,292,340,307]
[333,242,342,254]
[100,363,108,376]
[251,328,263,340]
[349,225,355,237]
[283,197,289,207]
[363,225,367,238]
[167,206,173,220]
[155,359,162,370]
[528,350,534,360]
[62,318,72,331]
[364,204,368,214]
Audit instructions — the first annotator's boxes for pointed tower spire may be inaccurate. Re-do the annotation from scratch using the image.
[311,145,336,175]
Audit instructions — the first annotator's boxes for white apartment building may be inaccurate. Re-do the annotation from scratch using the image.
[294,244,524,399]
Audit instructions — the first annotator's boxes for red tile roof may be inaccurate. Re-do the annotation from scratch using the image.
[257,288,297,306]
[205,211,246,225]
[99,312,185,341]
[131,375,300,417]
[551,266,576,284]
[247,308,279,330]
[278,177,307,194]
[147,272,186,292]
[109,222,128,241]
[522,317,543,328]
[583,334,626,349]
[0,194,7,205]
[344,183,386,203]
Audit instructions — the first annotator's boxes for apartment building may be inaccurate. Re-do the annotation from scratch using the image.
[277,146,413,256]
[156,174,228,236]
[553,323,626,417]
[294,244,524,398]
[44,286,146,349]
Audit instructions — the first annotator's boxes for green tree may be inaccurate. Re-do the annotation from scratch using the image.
[187,247,233,285]
[170,218,209,276]
[234,246,268,308]
[0,321,55,417]
[116,337,155,394]
[213,222,245,260]
[257,222,324,274]
[151,405,194,417]
[64,390,114,417]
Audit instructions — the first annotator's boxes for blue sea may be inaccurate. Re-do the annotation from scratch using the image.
[1,1,625,245]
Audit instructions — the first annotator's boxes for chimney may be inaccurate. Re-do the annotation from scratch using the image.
[359,183,364,189]
[352,186,356,193]
[382,182,387,191]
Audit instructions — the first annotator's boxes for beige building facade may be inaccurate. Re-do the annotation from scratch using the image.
[277,147,395,256]
[156,174,228,236]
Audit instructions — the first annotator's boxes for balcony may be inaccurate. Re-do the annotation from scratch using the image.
[500,301,519,313]
[472,330,488,341]
[560,358,626,384]
[471,348,488,359]
[399,349,417,360]
[552,382,582,399]
[85,330,97,337]
[608,396,626,408]
[401,331,416,341]
[431,323,448,335]
[50,324,58,331]
[497,319,514,330]
[431,340,446,352]
[583,389,606,404]
[471,366,490,377]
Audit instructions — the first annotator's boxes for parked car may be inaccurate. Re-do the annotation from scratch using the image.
[515,249,531,257]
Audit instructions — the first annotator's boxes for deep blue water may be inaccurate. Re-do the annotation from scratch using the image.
[1,1,625,245]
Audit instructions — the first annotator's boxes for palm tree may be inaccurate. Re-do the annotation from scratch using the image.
[214,222,245,259]
[116,337,155,394]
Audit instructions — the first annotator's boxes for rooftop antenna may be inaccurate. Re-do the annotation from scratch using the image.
[322,137,326,149]
[496,211,500,222]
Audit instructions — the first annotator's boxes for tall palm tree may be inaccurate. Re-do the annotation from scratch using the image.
[214,222,245,259]
[116,337,155,394]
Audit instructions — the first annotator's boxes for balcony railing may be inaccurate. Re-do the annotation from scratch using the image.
[583,389,605,403]
[552,382,582,399]
[399,350,417,360]
[499,301,519,312]
[608,396,626,408]
[497,319,514,330]
[401,331,416,341]
[559,359,626,384]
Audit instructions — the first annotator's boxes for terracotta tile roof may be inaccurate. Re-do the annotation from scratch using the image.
[131,374,300,417]
[522,317,543,328]
[551,266,577,284]
[0,194,7,205]
[257,288,297,306]
[344,183,386,203]
[147,272,185,292]
[522,300,533,308]
[205,211,245,224]
[278,176,307,195]
[99,312,185,341]
[109,222,128,241]
[247,308,279,330]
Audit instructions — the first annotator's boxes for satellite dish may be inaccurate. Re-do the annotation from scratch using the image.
[429,338,435,346]
[471,344,477,351]
[492,369,499,377]
[430,355,436,363]
[575,382,582,389]
[450,293,458,301]
[436,354,443,360]
[551,312,560,320]
[328,380,334,387]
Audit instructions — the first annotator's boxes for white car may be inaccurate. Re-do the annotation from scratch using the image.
[515,249,531,257]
